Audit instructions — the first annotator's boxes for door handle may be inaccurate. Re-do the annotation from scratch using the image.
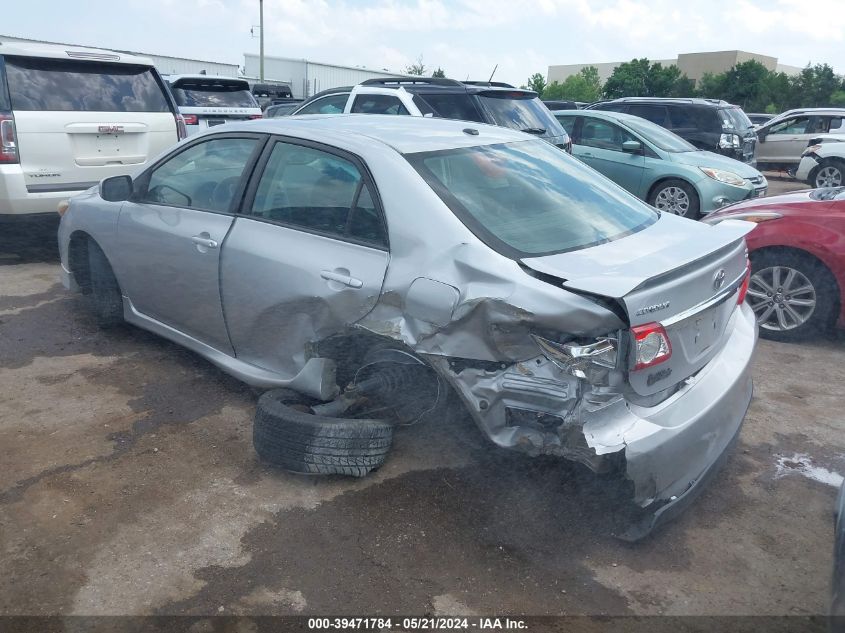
[320,270,363,288]
[191,235,218,249]
[581,152,593,157]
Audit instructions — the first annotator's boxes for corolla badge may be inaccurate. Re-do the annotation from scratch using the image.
[635,301,670,316]
[713,268,727,290]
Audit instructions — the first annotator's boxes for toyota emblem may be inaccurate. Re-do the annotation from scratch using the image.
[713,268,727,290]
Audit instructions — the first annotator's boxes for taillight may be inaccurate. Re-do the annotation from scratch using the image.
[631,322,672,371]
[248,114,263,120]
[0,112,19,164]
[175,113,187,141]
[182,114,199,125]
[737,263,751,304]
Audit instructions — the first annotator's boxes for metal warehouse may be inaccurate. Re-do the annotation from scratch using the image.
[243,53,409,99]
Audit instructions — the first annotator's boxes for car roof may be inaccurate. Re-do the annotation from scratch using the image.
[168,74,250,86]
[212,114,531,154]
[0,41,154,66]
[602,97,734,108]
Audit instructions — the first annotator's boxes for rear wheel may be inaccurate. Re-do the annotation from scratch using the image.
[87,240,123,328]
[747,250,838,342]
[648,179,700,220]
[811,159,844,188]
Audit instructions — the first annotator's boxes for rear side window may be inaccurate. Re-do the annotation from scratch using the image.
[170,80,257,108]
[350,94,409,115]
[4,56,169,112]
[415,93,484,123]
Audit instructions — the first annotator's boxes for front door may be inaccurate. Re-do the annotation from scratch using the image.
[574,117,645,194]
[115,135,263,353]
[220,139,390,379]
[759,116,812,164]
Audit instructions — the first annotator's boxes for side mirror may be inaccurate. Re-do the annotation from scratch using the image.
[757,130,767,142]
[100,175,133,202]
[622,140,642,153]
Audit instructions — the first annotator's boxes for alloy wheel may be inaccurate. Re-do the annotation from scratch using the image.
[815,165,843,188]
[746,266,817,331]
[654,186,691,216]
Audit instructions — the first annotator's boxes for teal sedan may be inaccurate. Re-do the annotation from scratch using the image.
[553,110,767,219]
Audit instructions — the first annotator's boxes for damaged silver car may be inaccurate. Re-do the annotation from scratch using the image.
[58,115,757,539]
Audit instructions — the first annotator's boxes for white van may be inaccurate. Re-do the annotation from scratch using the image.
[0,42,184,221]
[166,75,262,136]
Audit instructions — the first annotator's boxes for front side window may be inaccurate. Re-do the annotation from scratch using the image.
[170,80,257,108]
[406,140,657,257]
[628,105,668,126]
[768,116,811,135]
[141,137,258,212]
[625,117,697,152]
[248,142,387,246]
[554,115,576,135]
[295,93,349,115]
[4,56,169,112]
[350,94,409,115]
[579,119,638,152]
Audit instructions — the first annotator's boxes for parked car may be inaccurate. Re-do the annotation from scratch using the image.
[542,99,578,111]
[796,135,845,188]
[58,115,757,539]
[250,82,294,110]
[291,77,571,151]
[588,98,758,164]
[0,41,183,223]
[265,102,302,118]
[706,188,845,341]
[747,113,775,126]
[755,108,845,171]
[167,75,262,136]
[553,110,766,219]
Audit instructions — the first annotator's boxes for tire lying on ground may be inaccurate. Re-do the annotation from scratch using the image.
[253,389,394,477]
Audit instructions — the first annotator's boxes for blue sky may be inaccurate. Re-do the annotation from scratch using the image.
[5,0,842,85]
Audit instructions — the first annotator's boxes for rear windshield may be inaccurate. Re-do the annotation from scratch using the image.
[719,107,752,130]
[406,140,657,257]
[624,117,697,152]
[170,81,258,108]
[4,56,170,112]
[476,93,564,137]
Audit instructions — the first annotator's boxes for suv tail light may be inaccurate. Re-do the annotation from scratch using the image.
[737,263,751,304]
[175,113,187,140]
[248,114,263,120]
[0,112,19,164]
[182,114,199,126]
[631,322,672,371]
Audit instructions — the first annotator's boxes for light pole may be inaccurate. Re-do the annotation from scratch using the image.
[259,0,264,81]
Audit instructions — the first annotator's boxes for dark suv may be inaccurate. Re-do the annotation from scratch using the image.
[588,98,757,164]
[291,78,571,151]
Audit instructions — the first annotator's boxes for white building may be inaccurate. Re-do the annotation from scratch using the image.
[244,53,409,99]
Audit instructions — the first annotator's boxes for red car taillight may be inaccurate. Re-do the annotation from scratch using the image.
[0,112,19,164]
[737,263,751,304]
[175,113,187,140]
[248,114,263,120]
[631,322,672,371]
[182,114,199,125]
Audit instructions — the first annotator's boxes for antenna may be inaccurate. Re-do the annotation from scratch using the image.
[488,64,498,83]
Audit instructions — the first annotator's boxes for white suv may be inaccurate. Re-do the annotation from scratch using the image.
[0,42,183,222]
[166,75,262,136]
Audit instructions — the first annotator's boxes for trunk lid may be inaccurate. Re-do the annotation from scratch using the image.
[521,213,754,395]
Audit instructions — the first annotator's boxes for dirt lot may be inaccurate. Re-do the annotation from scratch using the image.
[0,175,841,617]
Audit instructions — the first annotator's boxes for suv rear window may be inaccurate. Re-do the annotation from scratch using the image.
[406,140,657,257]
[4,56,170,112]
[415,93,484,123]
[170,80,257,108]
[475,93,563,136]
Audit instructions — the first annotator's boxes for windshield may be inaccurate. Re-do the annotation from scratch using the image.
[170,81,258,108]
[476,93,564,137]
[719,107,752,130]
[624,117,697,152]
[406,140,657,257]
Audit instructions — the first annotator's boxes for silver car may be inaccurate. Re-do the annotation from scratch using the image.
[58,115,757,539]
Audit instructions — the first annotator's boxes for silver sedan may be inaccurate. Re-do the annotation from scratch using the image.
[59,115,757,539]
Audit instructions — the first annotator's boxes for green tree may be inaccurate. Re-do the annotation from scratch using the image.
[791,63,841,107]
[431,67,446,78]
[603,59,691,98]
[831,90,845,107]
[525,72,547,97]
[405,55,426,76]
[544,66,603,102]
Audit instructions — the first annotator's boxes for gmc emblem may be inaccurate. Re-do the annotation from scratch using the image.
[98,125,124,134]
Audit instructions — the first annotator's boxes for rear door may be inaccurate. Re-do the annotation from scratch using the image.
[220,138,389,378]
[4,55,176,193]
[115,134,264,353]
[575,116,644,194]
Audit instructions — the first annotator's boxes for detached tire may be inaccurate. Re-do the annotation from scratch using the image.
[87,240,123,328]
[253,389,394,477]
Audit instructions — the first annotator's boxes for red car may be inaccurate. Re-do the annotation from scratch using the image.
[707,187,845,341]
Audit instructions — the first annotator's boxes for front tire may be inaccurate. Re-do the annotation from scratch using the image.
[747,250,838,342]
[811,159,844,188]
[87,240,123,328]
[648,179,700,220]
